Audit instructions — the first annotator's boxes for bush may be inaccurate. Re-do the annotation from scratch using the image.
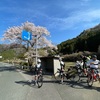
[63,51,94,62]
[20,62,28,66]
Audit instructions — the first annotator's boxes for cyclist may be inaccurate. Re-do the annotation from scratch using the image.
[59,58,65,84]
[75,59,83,68]
[33,59,42,84]
[80,55,90,75]
[87,55,100,81]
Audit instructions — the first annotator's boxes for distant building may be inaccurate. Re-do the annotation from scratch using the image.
[40,56,60,74]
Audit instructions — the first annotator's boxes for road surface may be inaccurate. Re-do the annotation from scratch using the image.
[0,62,100,100]
[0,62,29,100]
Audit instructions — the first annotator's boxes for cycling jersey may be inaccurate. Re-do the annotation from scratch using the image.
[87,59,100,69]
[35,63,42,75]
[37,63,41,68]
[60,61,65,69]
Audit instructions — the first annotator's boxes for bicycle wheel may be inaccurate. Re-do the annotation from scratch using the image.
[87,74,93,87]
[70,73,80,82]
[37,75,43,88]
[68,67,80,82]
[52,71,61,82]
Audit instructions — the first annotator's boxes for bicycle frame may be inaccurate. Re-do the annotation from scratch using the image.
[87,68,99,87]
[33,69,43,88]
[53,67,80,83]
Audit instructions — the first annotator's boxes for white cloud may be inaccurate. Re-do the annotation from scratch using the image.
[46,9,100,30]
[1,0,100,32]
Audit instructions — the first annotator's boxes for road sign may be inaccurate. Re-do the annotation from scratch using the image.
[22,30,32,40]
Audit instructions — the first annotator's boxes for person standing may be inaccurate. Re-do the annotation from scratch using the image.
[80,55,89,75]
[87,55,100,81]
[32,59,42,84]
[59,58,65,84]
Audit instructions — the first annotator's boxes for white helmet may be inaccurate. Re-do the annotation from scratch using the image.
[37,59,41,63]
[60,61,64,65]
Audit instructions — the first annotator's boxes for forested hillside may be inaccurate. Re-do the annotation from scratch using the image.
[57,24,100,54]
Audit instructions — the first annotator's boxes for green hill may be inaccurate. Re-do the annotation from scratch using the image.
[0,49,15,60]
[57,24,100,54]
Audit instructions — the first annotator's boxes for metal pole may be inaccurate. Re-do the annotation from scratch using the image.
[36,35,38,65]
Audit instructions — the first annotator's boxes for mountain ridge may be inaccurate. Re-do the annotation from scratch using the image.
[57,24,100,54]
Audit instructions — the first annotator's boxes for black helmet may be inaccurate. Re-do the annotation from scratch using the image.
[92,55,97,58]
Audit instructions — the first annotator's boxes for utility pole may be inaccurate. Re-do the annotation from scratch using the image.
[35,35,38,65]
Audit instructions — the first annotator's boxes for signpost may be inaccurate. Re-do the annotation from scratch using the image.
[21,30,38,65]
[22,30,32,41]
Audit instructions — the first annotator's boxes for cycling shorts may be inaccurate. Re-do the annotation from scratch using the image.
[35,67,41,75]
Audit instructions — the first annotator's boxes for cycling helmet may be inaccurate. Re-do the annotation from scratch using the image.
[60,61,64,65]
[92,55,97,58]
[37,59,41,63]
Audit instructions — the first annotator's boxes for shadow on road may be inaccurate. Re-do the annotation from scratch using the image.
[15,70,100,92]
[22,71,34,76]
[0,66,17,72]
[15,77,100,91]
[15,80,31,85]
[65,79,100,92]
[15,80,43,89]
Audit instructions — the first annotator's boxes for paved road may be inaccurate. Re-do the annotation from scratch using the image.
[26,76,100,100]
[0,62,100,100]
[0,62,29,100]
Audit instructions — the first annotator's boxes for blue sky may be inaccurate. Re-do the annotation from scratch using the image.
[0,0,100,44]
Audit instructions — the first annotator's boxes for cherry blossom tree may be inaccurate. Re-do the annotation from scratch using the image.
[2,21,57,49]
[2,21,57,70]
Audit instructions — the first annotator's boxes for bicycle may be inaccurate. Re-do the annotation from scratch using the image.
[33,69,43,88]
[52,67,80,83]
[87,68,100,87]
[75,64,89,80]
